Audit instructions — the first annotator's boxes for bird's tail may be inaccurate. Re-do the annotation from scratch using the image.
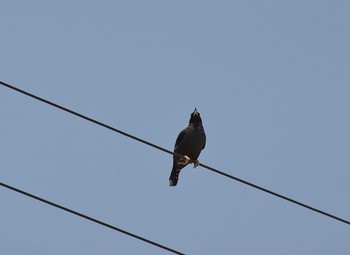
[169,165,182,187]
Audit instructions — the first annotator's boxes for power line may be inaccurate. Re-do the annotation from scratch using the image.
[0,181,185,255]
[0,81,181,159]
[1,80,349,226]
[200,163,350,225]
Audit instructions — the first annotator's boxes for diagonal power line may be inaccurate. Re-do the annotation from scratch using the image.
[0,182,185,255]
[200,163,349,225]
[1,80,349,225]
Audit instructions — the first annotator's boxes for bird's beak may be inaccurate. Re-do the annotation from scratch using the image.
[193,108,198,116]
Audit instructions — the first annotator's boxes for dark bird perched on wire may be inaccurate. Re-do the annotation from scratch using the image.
[169,108,206,186]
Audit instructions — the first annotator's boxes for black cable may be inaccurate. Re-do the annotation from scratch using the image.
[1,80,349,226]
[200,163,350,225]
[0,182,185,255]
[0,81,180,158]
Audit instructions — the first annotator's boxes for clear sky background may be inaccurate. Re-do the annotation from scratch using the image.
[1,1,349,254]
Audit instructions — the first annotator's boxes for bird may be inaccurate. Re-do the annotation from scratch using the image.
[169,108,206,186]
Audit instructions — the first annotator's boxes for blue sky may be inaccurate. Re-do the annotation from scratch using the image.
[1,1,349,254]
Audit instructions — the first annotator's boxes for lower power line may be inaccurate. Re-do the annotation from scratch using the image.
[0,182,185,255]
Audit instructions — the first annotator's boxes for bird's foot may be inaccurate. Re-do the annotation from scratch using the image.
[193,160,200,168]
[181,155,190,165]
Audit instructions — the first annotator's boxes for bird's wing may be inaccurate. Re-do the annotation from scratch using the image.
[174,128,187,149]
[202,130,206,150]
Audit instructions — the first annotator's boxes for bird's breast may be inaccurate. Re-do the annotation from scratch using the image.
[175,127,205,160]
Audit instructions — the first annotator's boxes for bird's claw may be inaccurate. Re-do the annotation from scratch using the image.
[180,156,200,168]
[181,155,190,165]
[193,160,200,168]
